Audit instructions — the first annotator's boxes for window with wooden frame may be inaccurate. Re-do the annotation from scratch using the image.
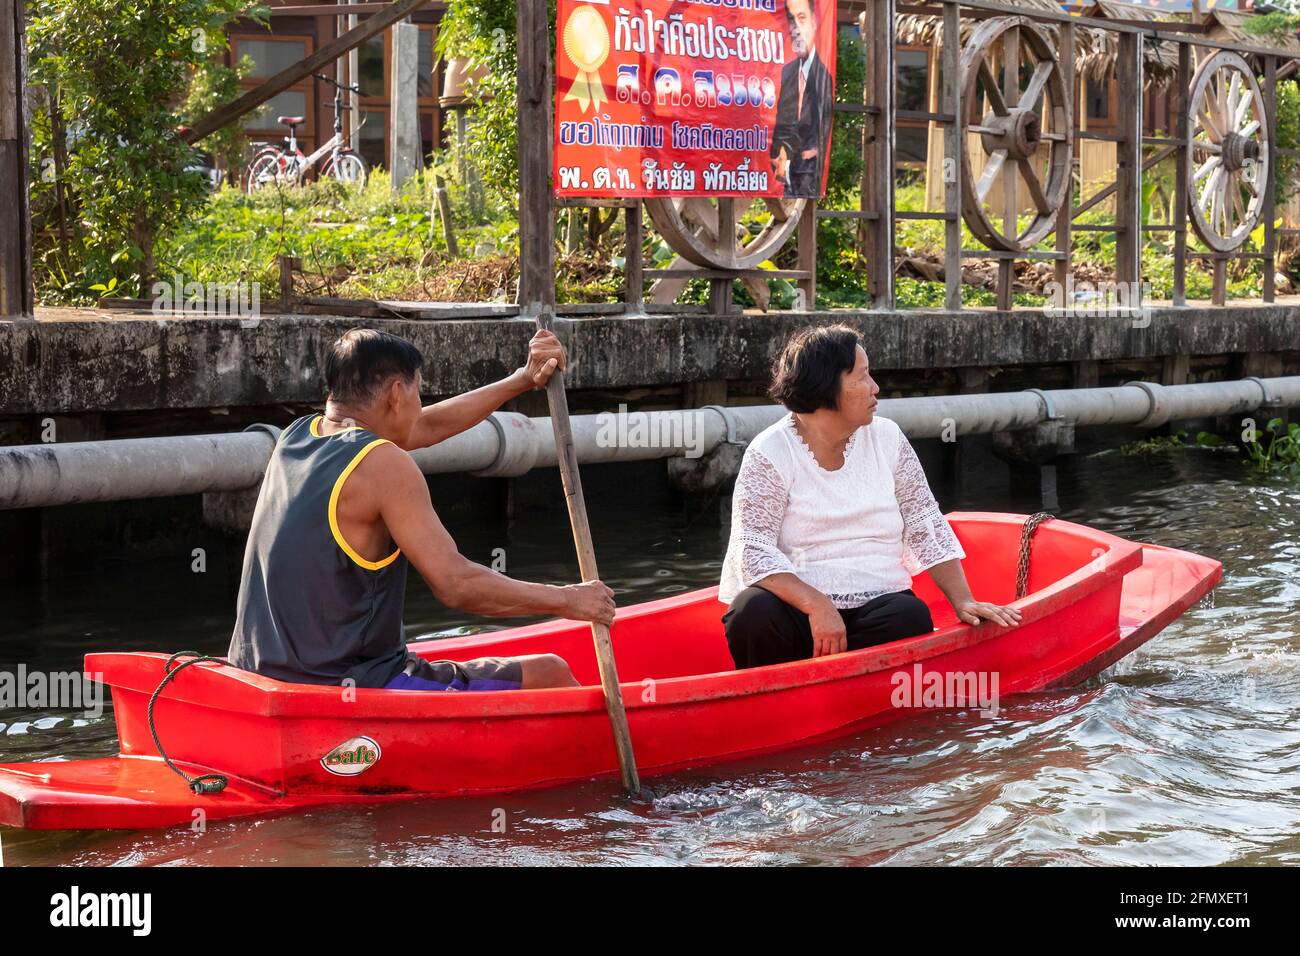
[895,45,932,168]
[358,109,388,170]
[1083,75,1116,130]
[354,25,442,170]
[231,34,316,151]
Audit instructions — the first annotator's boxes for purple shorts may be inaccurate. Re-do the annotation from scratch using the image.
[384,655,524,692]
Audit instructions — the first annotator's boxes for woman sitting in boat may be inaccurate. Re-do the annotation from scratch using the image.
[719,325,1021,668]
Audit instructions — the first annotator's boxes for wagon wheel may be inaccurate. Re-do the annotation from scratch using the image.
[1187,51,1269,253]
[643,196,805,270]
[959,17,1072,253]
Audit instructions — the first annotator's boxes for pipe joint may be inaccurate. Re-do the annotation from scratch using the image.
[1024,388,1061,422]
[701,404,742,445]
[1126,381,1171,428]
[471,412,541,478]
[1242,376,1282,410]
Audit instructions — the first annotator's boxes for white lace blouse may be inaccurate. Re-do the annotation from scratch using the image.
[719,414,965,609]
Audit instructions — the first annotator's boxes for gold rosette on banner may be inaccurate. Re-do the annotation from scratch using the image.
[562,5,610,113]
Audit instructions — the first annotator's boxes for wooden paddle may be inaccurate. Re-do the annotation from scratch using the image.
[535,311,641,794]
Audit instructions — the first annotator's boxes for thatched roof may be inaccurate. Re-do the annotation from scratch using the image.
[892,0,1179,84]
[1078,2,1181,78]
[1203,8,1300,56]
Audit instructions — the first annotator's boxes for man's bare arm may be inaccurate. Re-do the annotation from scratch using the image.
[372,447,613,623]
[404,329,566,449]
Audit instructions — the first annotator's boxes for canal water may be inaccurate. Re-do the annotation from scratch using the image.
[2,443,1297,865]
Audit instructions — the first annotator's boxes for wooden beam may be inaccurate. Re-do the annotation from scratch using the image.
[1114,31,1143,291]
[862,0,895,309]
[183,0,432,143]
[1173,41,1191,307]
[1073,145,1176,219]
[0,0,32,317]
[624,204,644,314]
[943,0,963,311]
[709,197,735,315]
[1054,20,1074,293]
[516,0,554,312]
[264,2,446,14]
[797,200,817,310]
[1262,56,1278,304]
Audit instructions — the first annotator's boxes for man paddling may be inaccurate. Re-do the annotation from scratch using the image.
[229,328,614,691]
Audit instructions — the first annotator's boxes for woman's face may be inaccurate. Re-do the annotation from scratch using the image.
[836,345,880,426]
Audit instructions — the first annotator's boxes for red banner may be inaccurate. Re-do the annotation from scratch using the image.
[553,0,837,199]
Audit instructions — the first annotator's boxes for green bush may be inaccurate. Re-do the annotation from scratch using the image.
[27,0,265,302]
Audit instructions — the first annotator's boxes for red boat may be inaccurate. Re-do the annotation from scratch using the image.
[0,513,1220,831]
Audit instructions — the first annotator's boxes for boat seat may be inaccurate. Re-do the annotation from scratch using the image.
[277,116,305,127]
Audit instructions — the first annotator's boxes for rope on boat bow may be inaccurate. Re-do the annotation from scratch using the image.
[1015,513,1055,600]
[147,651,229,795]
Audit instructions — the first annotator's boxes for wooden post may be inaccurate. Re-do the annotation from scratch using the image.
[856,13,871,261]
[862,0,895,309]
[1114,31,1143,292]
[797,200,817,310]
[521,0,638,794]
[279,254,300,312]
[624,202,644,314]
[1212,255,1227,306]
[996,260,1013,311]
[710,196,734,315]
[0,0,33,318]
[993,17,1021,312]
[1262,55,1277,304]
[1172,40,1190,307]
[517,0,554,312]
[433,174,458,255]
[942,1,962,311]
[1053,21,1074,293]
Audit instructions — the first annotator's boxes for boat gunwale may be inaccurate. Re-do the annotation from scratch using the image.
[86,513,1144,721]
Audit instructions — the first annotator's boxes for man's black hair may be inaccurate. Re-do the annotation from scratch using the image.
[768,324,860,413]
[325,328,424,406]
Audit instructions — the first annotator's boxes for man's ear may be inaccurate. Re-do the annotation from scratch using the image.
[386,376,405,413]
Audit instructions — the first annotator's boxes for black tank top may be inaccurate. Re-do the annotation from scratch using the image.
[228,414,409,687]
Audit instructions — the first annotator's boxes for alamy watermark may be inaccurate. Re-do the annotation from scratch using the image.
[1043,277,1153,328]
[595,404,707,459]
[890,663,1001,718]
[151,275,261,326]
[0,665,104,719]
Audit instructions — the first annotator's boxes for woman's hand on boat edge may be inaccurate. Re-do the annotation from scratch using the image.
[953,600,1022,628]
[562,580,617,626]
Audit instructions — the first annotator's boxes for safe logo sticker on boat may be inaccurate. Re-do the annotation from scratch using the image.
[321,736,382,776]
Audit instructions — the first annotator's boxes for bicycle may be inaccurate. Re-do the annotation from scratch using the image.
[245,73,368,192]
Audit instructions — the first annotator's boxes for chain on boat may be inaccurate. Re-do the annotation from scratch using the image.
[1016,513,1055,599]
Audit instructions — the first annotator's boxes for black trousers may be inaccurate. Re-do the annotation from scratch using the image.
[722,587,934,669]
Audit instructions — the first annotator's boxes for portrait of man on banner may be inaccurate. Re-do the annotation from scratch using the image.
[770,0,834,198]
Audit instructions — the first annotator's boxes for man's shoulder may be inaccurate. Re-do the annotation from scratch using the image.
[352,436,414,468]
[345,438,420,493]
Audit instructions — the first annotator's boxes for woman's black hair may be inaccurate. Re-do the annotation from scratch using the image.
[325,329,424,406]
[768,324,861,413]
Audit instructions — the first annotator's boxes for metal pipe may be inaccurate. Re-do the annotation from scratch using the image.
[1,376,1297,511]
